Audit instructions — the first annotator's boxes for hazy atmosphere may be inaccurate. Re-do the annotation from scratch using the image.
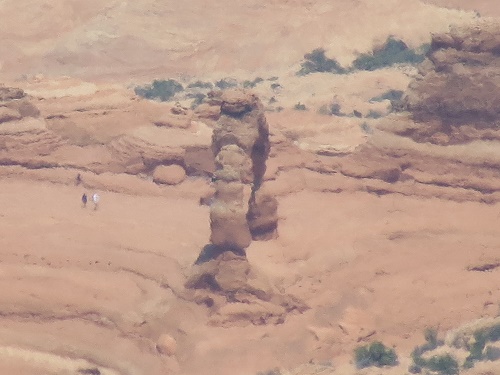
[1,1,500,375]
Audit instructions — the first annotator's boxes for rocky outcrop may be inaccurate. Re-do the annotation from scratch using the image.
[0,86,65,167]
[0,85,25,101]
[107,122,213,175]
[153,164,186,185]
[210,89,278,249]
[186,250,307,326]
[186,90,303,325]
[324,22,500,203]
[401,21,500,145]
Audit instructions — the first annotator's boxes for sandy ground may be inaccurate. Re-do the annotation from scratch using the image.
[0,0,500,374]
[1,176,500,374]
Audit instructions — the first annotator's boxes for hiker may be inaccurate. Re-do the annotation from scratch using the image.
[92,193,100,210]
[81,193,88,208]
[76,173,82,186]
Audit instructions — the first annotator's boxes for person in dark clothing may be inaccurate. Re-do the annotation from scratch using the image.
[82,193,88,208]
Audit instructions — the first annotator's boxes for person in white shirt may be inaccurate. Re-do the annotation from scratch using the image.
[92,193,100,210]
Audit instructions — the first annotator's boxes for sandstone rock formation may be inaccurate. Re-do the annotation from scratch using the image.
[210,89,278,249]
[325,22,500,204]
[186,90,303,325]
[401,21,500,145]
[0,85,65,167]
[153,164,186,185]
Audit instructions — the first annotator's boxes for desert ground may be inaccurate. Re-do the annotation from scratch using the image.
[0,1,500,375]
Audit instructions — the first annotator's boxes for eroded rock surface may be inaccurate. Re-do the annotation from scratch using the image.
[187,90,303,325]
[402,21,500,145]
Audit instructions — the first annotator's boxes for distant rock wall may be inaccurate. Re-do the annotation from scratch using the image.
[402,21,500,144]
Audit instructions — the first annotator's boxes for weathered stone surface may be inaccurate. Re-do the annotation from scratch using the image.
[209,202,252,250]
[0,107,21,123]
[186,91,304,326]
[153,164,186,185]
[402,21,500,144]
[156,334,177,356]
[209,89,275,250]
[0,85,25,101]
[247,190,279,240]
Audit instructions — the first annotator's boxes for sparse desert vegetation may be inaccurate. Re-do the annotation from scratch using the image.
[352,37,429,71]
[354,341,398,369]
[0,2,499,375]
[135,79,184,101]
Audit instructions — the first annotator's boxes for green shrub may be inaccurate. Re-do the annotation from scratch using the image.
[370,90,404,103]
[410,329,455,374]
[243,77,264,88]
[354,341,398,369]
[294,102,307,111]
[463,325,500,367]
[187,80,213,89]
[360,122,373,134]
[486,323,500,342]
[298,48,346,75]
[485,345,500,361]
[318,103,342,116]
[465,329,487,366]
[215,78,238,90]
[366,110,383,119]
[189,92,206,109]
[426,354,459,375]
[257,368,281,375]
[352,37,428,71]
[134,79,184,101]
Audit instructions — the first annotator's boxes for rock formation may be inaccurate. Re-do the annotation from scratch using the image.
[186,90,304,325]
[210,89,278,251]
[0,85,64,166]
[400,21,500,145]
[332,22,500,203]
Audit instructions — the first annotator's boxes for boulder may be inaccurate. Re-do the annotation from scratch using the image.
[156,334,177,356]
[153,164,186,185]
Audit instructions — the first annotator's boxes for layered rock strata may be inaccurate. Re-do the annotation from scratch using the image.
[401,21,500,145]
[209,89,278,251]
[186,90,303,325]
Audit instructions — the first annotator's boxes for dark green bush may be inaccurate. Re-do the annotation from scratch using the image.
[366,110,383,119]
[294,102,307,111]
[243,77,264,88]
[463,325,500,368]
[370,90,404,103]
[298,48,346,75]
[188,92,206,109]
[215,78,238,90]
[352,37,428,71]
[187,80,213,89]
[318,103,342,116]
[134,79,184,101]
[410,328,455,374]
[426,354,459,375]
[485,345,500,361]
[354,341,398,369]
[360,122,373,134]
[487,323,500,342]
[465,329,487,366]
